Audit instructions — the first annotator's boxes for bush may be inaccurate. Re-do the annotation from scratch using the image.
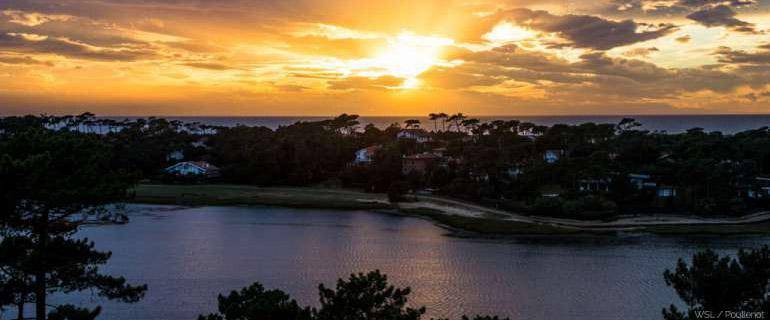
[388,181,409,203]
[531,197,564,216]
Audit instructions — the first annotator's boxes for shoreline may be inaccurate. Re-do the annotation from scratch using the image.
[131,184,770,236]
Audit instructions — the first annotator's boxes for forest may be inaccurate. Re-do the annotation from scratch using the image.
[3,113,770,219]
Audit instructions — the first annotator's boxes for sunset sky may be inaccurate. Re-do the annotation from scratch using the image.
[1,0,769,116]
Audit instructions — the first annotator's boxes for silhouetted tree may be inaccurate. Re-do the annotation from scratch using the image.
[0,118,146,320]
[197,271,507,320]
[197,283,312,320]
[404,119,421,129]
[663,246,770,320]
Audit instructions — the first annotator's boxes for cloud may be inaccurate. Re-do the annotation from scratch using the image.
[611,0,756,12]
[420,42,755,103]
[327,75,404,90]
[714,46,770,64]
[678,0,756,8]
[2,10,73,26]
[0,32,161,61]
[623,47,660,57]
[0,55,54,66]
[480,8,676,50]
[675,35,691,43]
[273,84,309,92]
[686,5,757,33]
[182,62,234,70]
[284,35,386,59]
[459,44,573,72]
[419,64,506,89]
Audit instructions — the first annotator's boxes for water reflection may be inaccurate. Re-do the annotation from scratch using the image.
[47,205,770,320]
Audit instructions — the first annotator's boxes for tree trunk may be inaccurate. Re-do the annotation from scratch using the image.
[35,211,48,320]
[35,270,45,320]
[17,299,24,320]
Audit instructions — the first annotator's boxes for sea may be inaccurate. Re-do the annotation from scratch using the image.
[106,115,770,134]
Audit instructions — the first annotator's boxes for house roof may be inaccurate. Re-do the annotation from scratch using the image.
[166,161,219,172]
[360,145,382,154]
[191,161,219,170]
[404,153,440,160]
[398,129,429,136]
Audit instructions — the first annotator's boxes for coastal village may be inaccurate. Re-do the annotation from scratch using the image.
[157,113,770,219]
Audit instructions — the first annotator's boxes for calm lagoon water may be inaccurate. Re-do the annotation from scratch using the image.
[48,205,770,320]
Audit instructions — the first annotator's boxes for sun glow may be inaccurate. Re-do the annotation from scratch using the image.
[368,32,453,88]
[483,22,536,44]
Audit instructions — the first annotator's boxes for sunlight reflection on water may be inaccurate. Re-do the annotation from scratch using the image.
[46,205,770,320]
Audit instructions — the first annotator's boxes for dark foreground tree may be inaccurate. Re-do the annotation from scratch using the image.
[315,270,424,320]
[198,270,507,320]
[197,282,312,320]
[0,118,146,320]
[663,246,770,320]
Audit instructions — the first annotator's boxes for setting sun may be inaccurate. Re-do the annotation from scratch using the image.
[367,32,453,88]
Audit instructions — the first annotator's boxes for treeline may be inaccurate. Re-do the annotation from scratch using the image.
[4,113,770,217]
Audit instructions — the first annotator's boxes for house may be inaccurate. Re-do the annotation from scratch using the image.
[469,169,490,182]
[628,173,675,197]
[402,153,440,175]
[657,186,677,198]
[658,152,675,163]
[518,129,541,140]
[747,177,770,199]
[166,150,184,161]
[191,137,210,149]
[628,173,657,189]
[505,166,523,178]
[165,161,220,177]
[543,149,564,164]
[397,129,431,143]
[539,184,563,198]
[352,145,382,165]
[578,178,611,192]
[431,147,448,157]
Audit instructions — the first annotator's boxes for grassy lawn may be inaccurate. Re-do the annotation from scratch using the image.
[645,222,770,235]
[398,207,586,235]
[132,184,391,210]
[132,184,770,236]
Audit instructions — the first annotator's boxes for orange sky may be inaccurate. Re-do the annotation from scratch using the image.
[0,0,769,116]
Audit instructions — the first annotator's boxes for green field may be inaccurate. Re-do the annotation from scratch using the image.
[398,207,587,235]
[132,184,391,210]
[131,184,585,235]
[132,184,770,236]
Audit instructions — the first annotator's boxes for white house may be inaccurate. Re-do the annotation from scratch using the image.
[353,145,382,165]
[166,150,184,161]
[543,149,563,164]
[165,161,220,177]
[397,129,431,143]
[628,173,657,189]
[747,177,770,199]
[657,186,677,198]
[578,178,611,192]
